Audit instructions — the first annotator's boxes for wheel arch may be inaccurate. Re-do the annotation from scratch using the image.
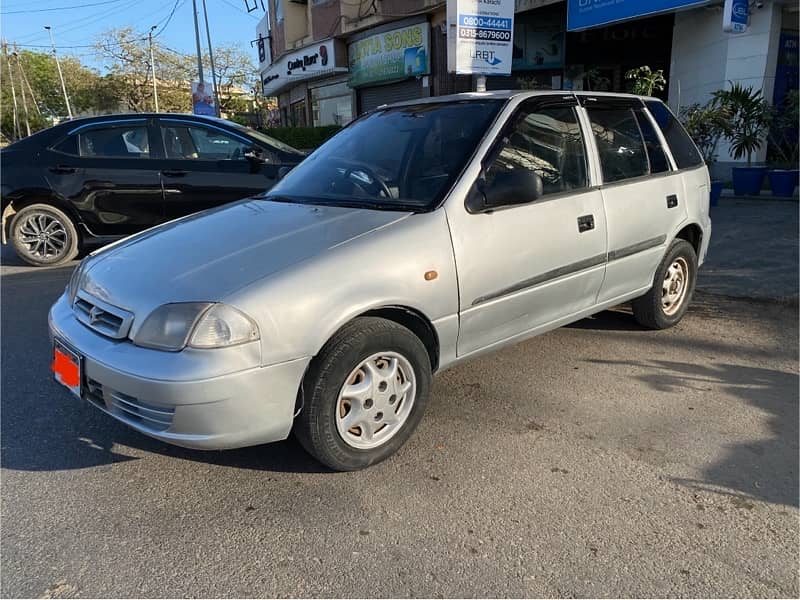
[2,193,84,245]
[673,222,703,256]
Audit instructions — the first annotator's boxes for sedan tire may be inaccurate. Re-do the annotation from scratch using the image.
[10,204,79,267]
[295,317,432,471]
[632,238,697,330]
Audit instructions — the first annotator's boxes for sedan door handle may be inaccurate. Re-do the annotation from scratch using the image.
[667,194,679,208]
[48,165,76,174]
[577,214,595,233]
[161,169,188,177]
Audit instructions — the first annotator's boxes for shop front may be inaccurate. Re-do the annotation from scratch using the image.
[348,19,432,115]
[260,38,350,127]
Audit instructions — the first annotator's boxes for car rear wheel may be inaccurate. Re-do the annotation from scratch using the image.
[10,204,79,267]
[294,317,432,471]
[632,239,697,329]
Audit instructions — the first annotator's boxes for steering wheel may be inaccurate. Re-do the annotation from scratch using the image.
[343,165,393,199]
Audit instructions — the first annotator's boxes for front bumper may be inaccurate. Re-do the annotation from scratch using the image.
[48,292,311,450]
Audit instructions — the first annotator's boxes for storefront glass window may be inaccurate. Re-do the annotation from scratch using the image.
[311,82,353,127]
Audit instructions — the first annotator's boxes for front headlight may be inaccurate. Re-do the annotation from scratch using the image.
[132,303,259,351]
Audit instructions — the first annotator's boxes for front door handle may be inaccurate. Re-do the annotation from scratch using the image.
[161,169,188,177]
[49,165,76,174]
[667,194,679,208]
[577,214,595,233]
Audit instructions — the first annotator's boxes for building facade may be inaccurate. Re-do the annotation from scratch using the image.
[256,0,797,166]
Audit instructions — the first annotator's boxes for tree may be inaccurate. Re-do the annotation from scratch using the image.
[205,44,257,113]
[94,27,194,113]
[1,47,118,140]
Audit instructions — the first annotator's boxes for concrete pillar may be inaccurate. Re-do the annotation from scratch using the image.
[668,1,783,170]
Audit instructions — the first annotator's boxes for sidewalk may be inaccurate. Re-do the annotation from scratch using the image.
[698,197,799,303]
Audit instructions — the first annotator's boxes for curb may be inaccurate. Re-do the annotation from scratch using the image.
[694,288,799,308]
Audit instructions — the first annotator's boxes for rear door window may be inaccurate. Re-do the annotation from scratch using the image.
[645,100,704,169]
[78,125,151,158]
[586,108,649,184]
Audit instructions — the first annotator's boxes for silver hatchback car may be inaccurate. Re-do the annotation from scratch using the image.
[49,91,711,470]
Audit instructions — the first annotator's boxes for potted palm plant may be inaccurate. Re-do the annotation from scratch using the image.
[680,101,731,206]
[712,83,771,196]
[766,90,799,197]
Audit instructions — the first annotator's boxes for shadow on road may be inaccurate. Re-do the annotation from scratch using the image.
[588,357,799,508]
[0,265,329,475]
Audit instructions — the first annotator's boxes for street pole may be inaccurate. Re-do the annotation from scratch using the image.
[148,26,160,112]
[201,0,221,116]
[2,44,21,139]
[191,0,204,85]
[15,46,41,116]
[12,51,32,136]
[44,26,73,119]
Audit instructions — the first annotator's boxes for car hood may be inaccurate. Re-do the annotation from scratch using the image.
[80,199,411,315]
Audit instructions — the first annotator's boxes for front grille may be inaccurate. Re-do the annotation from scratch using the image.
[85,377,175,433]
[73,291,134,339]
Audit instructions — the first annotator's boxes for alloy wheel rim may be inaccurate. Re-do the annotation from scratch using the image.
[335,351,417,450]
[18,213,68,260]
[662,257,689,316]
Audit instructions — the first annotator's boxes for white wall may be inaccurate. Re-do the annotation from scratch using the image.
[669,1,783,164]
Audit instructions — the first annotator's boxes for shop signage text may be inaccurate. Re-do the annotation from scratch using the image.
[448,0,516,75]
[261,39,341,97]
[348,23,430,87]
[566,0,710,32]
[722,0,749,33]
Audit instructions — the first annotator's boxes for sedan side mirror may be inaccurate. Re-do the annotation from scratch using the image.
[466,169,543,214]
[244,146,268,164]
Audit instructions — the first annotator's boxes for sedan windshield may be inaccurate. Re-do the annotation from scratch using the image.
[265,100,505,211]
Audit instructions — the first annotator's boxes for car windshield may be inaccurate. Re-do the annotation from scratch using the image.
[264,99,505,211]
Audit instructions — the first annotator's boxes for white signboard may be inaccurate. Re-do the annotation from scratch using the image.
[448,0,515,75]
[260,39,343,97]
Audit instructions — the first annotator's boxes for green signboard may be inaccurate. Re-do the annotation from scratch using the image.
[348,23,430,88]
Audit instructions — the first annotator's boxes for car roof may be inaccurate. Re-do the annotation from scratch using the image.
[59,112,233,126]
[379,90,662,109]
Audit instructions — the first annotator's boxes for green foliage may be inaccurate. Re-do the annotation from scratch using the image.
[766,89,799,168]
[261,126,342,150]
[624,66,666,96]
[712,82,771,165]
[680,101,732,165]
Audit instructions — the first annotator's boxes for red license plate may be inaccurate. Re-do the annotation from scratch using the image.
[52,339,82,398]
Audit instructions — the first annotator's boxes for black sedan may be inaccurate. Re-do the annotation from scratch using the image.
[1,113,305,266]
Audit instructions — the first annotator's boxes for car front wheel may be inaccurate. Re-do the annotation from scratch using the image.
[295,317,432,471]
[10,204,79,267]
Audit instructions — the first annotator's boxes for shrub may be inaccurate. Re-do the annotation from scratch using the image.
[259,125,342,150]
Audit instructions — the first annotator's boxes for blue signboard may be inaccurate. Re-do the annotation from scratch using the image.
[723,0,749,33]
[567,0,710,32]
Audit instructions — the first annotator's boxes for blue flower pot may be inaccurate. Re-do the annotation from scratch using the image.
[710,180,724,207]
[767,169,799,197]
[731,166,766,196]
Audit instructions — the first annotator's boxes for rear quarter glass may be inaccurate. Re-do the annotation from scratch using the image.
[645,100,704,169]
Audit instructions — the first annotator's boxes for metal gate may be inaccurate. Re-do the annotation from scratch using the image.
[357,79,425,114]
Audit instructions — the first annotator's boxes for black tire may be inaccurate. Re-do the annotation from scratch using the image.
[295,317,432,471]
[632,239,697,330]
[10,203,79,267]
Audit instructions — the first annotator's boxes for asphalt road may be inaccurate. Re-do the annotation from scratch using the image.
[1,246,798,598]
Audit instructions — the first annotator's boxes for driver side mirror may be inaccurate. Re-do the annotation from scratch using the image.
[465,169,543,214]
[244,146,268,164]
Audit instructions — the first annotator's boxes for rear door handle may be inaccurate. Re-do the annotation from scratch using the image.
[577,214,595,233]
[161,169,188,177]
[48,165,76,174]
[667,194,679,208]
